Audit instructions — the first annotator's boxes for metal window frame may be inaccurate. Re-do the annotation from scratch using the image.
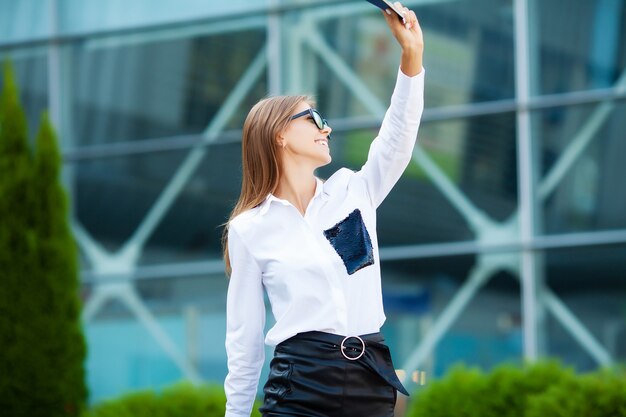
[4,0,621,386]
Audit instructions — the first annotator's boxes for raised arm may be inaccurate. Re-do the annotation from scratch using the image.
[224,226,266,417]
[356,2,425,208]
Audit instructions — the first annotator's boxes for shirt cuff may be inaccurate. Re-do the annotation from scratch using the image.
[399,65,425,79]
[393,66,425,102]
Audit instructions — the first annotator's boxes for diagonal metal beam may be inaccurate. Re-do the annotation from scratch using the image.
[399,259,497,384]
[82,281,202,383]
[541,288,613,365]
[504,267,615,367]
[121,46,267,259]
[119,286,202,383]
[305,27,386,116]
[72,220,109,267]
[81,285,116,322]
[412,146,493,232]
[538,68,626,201]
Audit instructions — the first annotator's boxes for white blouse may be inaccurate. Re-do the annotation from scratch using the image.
[224,67,425,417]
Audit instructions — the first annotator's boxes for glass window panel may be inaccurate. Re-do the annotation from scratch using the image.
[0,2,50,43]
[85,305,185,403]
[141,141,241,266]
[66,28,266,147]
[57,0,269,34]
[534,99,626,235]
[69,150,191,256]
[533,0,626,95]
[543,244,626,371]
[82,272,236,403]
[380,253,523,386]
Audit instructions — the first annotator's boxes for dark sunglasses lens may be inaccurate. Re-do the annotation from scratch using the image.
[312,110,324,130]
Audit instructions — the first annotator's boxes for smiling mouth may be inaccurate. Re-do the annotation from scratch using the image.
[315,139,328,147]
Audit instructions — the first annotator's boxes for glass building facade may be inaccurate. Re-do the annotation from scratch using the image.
[1,0,625,406]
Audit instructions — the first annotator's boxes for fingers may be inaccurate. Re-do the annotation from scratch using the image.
[392,1,417,30]
[406,10,417,30]
[402,8,417,30]
[382,4,402,29]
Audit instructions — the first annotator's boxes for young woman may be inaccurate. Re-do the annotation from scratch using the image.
[223,2,424,416]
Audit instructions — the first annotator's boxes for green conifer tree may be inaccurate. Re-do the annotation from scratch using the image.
[0,62,87,417]
[0,60,35,416]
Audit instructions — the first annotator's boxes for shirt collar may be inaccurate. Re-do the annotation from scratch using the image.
[259,176,329,216]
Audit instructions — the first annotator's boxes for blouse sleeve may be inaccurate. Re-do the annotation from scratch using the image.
[224,225,266,417]
[355,66,425,208]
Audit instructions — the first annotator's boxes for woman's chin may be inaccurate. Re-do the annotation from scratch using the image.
[319,155,332,166]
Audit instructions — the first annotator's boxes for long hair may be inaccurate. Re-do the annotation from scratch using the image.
[222,95,314,276]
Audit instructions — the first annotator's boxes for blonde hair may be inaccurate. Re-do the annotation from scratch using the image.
[222,95,314,276]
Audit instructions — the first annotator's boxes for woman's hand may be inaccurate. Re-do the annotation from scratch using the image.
[383,2,424,77]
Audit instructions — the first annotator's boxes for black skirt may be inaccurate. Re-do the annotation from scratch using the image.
[259,331,409,417]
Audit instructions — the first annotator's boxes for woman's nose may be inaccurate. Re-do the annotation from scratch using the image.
[322,124,332,138]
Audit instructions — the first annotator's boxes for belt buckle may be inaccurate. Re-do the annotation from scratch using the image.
[340,335,365,360]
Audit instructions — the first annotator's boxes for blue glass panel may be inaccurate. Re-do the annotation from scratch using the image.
[65,28,266,147]
[57,0,268,34]
[533,0,626,95]
[534,100,626,235]
[0,1,50,43]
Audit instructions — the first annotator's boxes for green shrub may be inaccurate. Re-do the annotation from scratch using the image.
[83,382,262,417]
[527,370,626,417]
[407,364,489,417]
[481,360,576,417]
[407,361,625,417]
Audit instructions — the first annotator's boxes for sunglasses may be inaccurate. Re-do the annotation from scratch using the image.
[289,108,332,140]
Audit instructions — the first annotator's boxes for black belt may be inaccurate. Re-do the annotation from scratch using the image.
[278,330,410,396]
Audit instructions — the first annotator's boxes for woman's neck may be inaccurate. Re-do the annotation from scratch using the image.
[274,161,317,216]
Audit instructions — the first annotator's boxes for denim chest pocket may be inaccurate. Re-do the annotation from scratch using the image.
[323,208,375,275]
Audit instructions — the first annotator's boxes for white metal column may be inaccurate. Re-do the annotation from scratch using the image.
[514,0,539,362]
